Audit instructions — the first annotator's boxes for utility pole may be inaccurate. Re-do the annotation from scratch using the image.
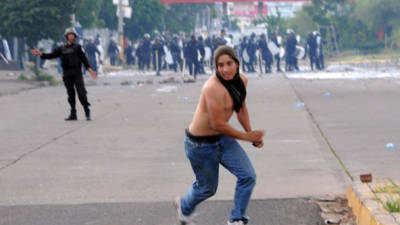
[118,0,124,60]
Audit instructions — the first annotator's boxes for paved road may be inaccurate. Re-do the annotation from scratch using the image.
[287,77,400,180]
[1,69,398,224]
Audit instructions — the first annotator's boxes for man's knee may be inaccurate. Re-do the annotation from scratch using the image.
[201,184,218,198]
[239,172,256,188]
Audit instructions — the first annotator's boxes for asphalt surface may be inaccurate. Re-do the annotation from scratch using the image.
[0,199,324,225]
[1,65,398,224]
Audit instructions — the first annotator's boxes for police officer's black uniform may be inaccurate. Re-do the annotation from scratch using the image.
[270,33,282,72]
[40,31,93,121]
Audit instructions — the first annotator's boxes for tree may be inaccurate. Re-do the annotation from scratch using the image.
[353,0,400,42]
[303,0,347,26]
[0,0,76,46]
[287,9,315,39]
[75,0,104,28]
[253,8,288,35]
[164,3,207,35]
[98,0,118,30]
[122,0,165,41]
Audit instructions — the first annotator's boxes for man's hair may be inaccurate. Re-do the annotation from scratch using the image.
[213,45,240,71]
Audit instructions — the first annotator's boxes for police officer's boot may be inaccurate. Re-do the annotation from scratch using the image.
[84,107,91,121]
[65,109,77,121]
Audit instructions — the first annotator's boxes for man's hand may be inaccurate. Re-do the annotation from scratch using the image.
[252,140,264,148]
[88,68,97,80]
[246,130,265,145]
[31,48,42,56]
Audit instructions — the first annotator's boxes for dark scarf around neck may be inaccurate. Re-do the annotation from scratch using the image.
[216,70,246,112]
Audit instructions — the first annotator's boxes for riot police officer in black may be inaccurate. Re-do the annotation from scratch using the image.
[31,28,97,121]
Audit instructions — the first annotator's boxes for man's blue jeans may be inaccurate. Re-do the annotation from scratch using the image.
[181,135,256,223]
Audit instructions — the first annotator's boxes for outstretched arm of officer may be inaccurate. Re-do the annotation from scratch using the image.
[31,48,42,56]
[88,68,97,80]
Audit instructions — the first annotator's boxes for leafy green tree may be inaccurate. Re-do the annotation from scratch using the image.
[353,0,400,42]
[0,0,76,46]
[287,9,315,39]
[253,8,288,35]
[98,0,118,30]
[123,0,165,40]
[75,0,104,28]
[303,0,347,26]
[164,3,212,35]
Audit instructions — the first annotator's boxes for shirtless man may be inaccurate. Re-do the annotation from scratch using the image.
[175,46,264,225]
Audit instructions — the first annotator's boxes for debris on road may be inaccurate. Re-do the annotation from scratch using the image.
[120,80,133,86]
[314,196,356,225]
[386,143,395,149]
[360,173,372,183]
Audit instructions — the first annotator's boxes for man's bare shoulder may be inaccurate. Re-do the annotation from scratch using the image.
[240,73,248,86]
[202,75,225,97]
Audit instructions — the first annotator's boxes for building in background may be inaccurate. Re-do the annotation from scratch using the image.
[229,1,308,32]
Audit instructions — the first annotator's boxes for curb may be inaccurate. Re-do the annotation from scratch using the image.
[347,181,400,225]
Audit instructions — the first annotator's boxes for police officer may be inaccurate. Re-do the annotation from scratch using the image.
[239,36,249,72]
[258,34,273,73]
[124,41,134,66]
[136,40,144,70]
[197,36,206,74]
[305,32,317,71]
[84,37,100,72]
[185,35,199,79]
[170,36,183,72]
[285,30,298,72]
[107,40,119,66]
[31,28,97,121]
[315,32,325,70]
[247,33,257,72]
[142,33,152,70]
[270,31,282,72]
[152,38,164,75]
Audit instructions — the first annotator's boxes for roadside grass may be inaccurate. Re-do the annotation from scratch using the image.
[371,179,400,213]
[18,73,28,81]
[30,66,57,85]
[385,198,400,213]
[373,179,400,194]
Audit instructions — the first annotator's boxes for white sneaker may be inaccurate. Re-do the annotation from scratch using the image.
[227,220,245,225]
[174,196,193,225]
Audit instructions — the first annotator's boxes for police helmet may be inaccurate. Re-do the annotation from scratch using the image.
[64,27,78,39]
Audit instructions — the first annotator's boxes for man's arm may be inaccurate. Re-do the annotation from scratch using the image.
[204,82,263,144]
[236,75,251,132]
[77,45,97,79]
[31,47,61,59]
[237,101,251,132]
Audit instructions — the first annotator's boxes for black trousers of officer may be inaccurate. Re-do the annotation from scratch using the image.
[63,75,90,111]
[275,54,281,71]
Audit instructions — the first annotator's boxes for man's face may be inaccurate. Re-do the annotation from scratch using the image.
[67,34,75,42]
[217,54,238,80]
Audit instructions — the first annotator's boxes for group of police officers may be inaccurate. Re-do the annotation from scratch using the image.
[82,28,325,79]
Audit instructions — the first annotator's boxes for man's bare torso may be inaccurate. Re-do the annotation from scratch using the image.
[188,74,245,136]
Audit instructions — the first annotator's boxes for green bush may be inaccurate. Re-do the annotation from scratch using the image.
[30,67,56,85]
[354,40,385,53]
[18,73,28,81]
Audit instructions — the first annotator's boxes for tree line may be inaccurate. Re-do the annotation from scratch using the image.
[0,0,212,47]
[1,0,400,52]
[255,0,400,53]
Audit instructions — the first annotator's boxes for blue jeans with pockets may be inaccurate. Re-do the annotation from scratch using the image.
[181,135,256,223]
